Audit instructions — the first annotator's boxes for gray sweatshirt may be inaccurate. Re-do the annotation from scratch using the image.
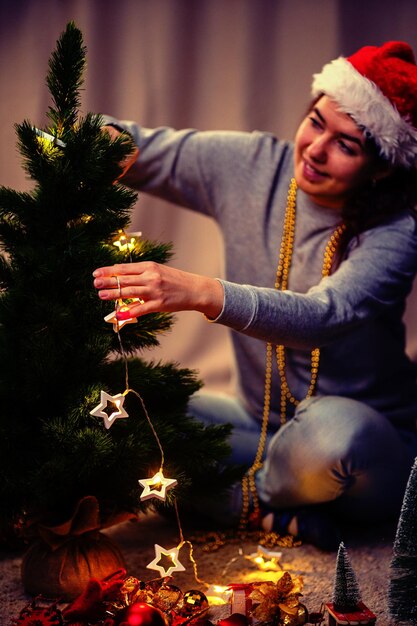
[105,119,417,431]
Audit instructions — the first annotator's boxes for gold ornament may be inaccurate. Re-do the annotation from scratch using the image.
[138,470,178,502]
[90,390,129,429]
[147,544,186,577]
[240,178,346,528]
[250,574,304,625]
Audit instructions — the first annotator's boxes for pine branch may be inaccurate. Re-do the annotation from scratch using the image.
[46,21,86,134]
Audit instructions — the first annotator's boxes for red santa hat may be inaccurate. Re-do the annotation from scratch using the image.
[311,41,417,167]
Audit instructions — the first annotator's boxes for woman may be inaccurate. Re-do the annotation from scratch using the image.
[94,41,417,550]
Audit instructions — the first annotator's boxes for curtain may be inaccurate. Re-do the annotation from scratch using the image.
[1,0,417,393]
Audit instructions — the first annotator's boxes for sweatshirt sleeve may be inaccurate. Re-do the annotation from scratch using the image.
[213,213,417,349]
[102,116,279,221]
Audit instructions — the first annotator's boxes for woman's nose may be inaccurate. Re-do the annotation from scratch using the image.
[307,136,328,163]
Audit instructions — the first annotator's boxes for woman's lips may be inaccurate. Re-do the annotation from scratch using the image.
[302,160,327,182]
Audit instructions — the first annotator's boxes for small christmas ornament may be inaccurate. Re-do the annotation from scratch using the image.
[173,590,209,626]
[122,602,170,626]
[147,544,186,577]
[217,615,249,626]
[326,543,376,625]
[250,575,305,625]
[139,471,178,502]
[177,590,209,616]
[105,307,138,331]
[90,390,129,429]
[11,598,62,626]
[331,543,361,612]
[153,583,183,613]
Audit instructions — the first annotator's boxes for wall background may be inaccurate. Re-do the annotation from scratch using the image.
[1,0,417,392]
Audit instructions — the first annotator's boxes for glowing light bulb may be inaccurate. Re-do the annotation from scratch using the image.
[138,471,177,502]
[90,390,129,429]
[113,229,140,252]
[147,544,185,577]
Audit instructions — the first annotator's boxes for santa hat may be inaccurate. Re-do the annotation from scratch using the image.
[311,41,417,167]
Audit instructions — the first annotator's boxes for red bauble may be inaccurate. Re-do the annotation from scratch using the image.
[122,602,170,626]
[217,614,249,626]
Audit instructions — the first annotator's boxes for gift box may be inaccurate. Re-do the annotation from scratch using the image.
[212,574,307,626]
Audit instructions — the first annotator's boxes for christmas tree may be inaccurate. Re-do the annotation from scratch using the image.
[389,458,417,624]
[332,542,361,612]
[0,21,239,588]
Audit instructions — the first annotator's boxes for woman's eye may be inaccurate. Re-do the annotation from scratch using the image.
[309,116,322,129]
[338,140,356,156]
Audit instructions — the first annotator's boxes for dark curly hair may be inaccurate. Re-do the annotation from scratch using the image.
[305,96,417,261]
[338,143,417,259]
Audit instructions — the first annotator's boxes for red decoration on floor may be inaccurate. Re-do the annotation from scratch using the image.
[123,602,169,626]
[62,568,127,623]
[11,598,62,626]
[325,601,376,625]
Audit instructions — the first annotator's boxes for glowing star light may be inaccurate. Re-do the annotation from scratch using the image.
[147,544,185,577]
[90,390,129,429]
[245,544,283,571]
[104,307,138,332]
[113,230,141,252]
[34,127,66,148]
[138,471,178,502]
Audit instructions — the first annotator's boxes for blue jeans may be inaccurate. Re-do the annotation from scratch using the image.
[188,392,417,523]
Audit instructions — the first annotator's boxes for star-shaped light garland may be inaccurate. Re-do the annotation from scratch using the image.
[138,471,178,502]
[113,229,141,252]
[90,390,129,429]
[90,227,198,582]
[104,308,138,332]
[147,544,185,577]
[245,544,283,571]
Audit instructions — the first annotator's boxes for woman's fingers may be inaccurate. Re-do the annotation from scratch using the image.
[92,262,224,319]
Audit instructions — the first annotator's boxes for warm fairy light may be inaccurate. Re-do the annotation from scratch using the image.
[104,307,138,332]
[90,390,129,429]
[113,229,141,251]
[147,544,185,577]
[205,585,232,606]
[245,545,283,572]
[33,127,66,148]
[138,470,178,502]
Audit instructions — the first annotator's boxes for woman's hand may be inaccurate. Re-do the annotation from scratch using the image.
[93,262,224,320]
[103,125,139,180]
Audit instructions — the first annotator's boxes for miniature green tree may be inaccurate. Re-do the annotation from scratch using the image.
[332,542,361,612]
[0,22,239,545]
[389,458,417,624]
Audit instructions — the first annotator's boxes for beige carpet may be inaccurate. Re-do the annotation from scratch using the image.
[0,513,398,625]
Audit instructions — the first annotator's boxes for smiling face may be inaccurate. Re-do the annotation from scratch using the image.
[294,95,379,209]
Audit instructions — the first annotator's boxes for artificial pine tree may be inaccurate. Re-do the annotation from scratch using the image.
[388,458,417,624]
[0,22,239,598]
[332,542,361,612]
[326,543,376,625]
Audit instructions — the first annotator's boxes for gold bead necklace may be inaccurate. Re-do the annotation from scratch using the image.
[240,177,346,529]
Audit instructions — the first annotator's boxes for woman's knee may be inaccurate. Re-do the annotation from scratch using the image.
[292,395,391,460]
[259,395,412,511]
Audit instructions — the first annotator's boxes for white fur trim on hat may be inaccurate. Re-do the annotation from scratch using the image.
[311,57,417,167]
